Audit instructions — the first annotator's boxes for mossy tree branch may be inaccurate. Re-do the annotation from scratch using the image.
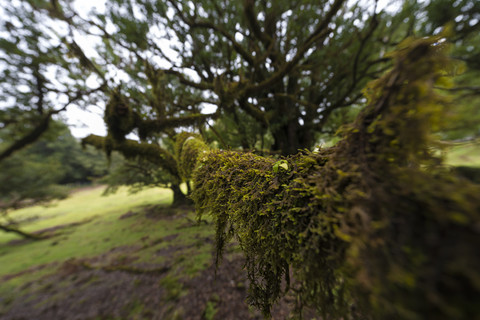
[82,134,180,183]
[176,37,480,319]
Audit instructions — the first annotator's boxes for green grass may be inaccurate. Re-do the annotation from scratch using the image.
[0,186,173,276]
[445,140,480,167]
[0,184,219,317]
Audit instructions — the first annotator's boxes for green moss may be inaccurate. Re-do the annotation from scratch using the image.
[104,89,139,141]
[174,132,209,182]
[82,134,180,183]
[176,37,480,319]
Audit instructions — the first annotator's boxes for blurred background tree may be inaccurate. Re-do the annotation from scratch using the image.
[0,0,479,211]
[0,0,105,162]
[419,0,480,140]
[0,120,109,237]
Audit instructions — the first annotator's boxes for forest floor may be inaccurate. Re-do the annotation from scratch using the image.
[0,186,295,320]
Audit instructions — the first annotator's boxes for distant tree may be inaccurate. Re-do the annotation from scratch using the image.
[0,120,68,238]
[30,122,111,185]
[419,0,480,139]
[0,120,109,238]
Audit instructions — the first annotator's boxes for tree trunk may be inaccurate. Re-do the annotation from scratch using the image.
[170,184,191,207]
[0,224,43,240]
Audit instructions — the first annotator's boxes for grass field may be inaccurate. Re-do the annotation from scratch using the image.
[0,185,287,319]
[445,140,480,167]
[0,186,254,319]
[0,186,174,275]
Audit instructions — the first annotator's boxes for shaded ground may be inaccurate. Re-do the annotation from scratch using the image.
[0,204,297,320]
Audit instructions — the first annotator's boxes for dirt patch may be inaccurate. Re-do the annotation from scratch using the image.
[119,210,138,219]
[0,254,298,320]
[143,204,193,220]
[177,255,295,320]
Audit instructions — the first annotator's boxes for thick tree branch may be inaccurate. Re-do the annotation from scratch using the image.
[82,134,180,180]
[163,69,214,90]
[243,0,272,48]
[139,112,219,138]
[0,115,51,162]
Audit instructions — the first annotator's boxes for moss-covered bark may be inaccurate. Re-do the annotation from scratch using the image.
[176,37,480,319]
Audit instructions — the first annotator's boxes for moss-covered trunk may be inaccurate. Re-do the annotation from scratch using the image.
[170,184,190,207]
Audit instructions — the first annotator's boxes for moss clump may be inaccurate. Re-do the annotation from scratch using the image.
[104,90,140,141]
[181,36,480,319]
[175,132,209,182]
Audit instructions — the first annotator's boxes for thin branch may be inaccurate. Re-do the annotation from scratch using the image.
[0,224,44,240]
[191,20,256,67]
[163,69,214,90]
[434,86,480,94]
[245,0,346,94]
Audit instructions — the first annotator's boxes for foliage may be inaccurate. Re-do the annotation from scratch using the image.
[0,0,105,161]
[0,120,111,239]
[101,155,173,195]
[182,38,480,319]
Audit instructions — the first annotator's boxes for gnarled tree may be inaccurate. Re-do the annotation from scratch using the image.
[176,37,480,319]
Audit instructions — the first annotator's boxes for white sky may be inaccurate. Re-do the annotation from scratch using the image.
[65,0,107,138]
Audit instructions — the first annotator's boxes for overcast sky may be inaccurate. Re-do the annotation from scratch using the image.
[63,0,107,138]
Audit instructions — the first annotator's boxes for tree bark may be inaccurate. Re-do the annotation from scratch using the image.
[170,184,191,207]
